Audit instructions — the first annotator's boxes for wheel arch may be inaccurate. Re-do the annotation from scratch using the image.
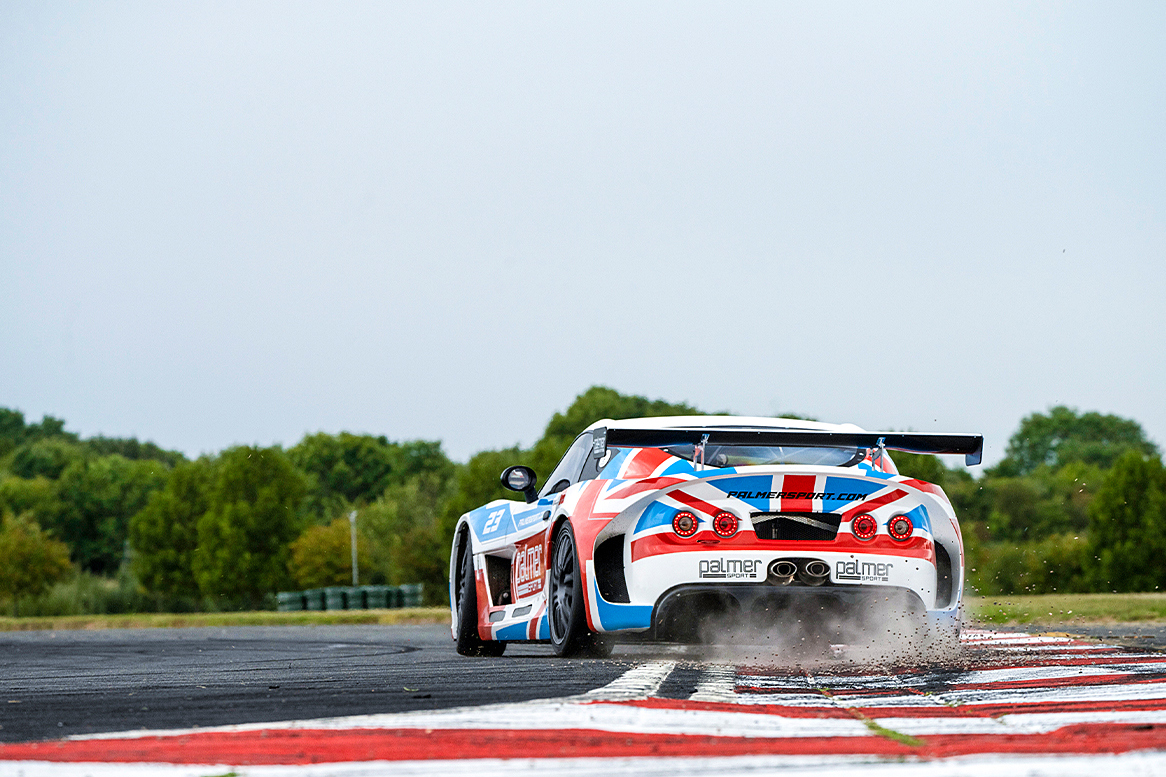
[448,517,480,636]
[548,513,606,633]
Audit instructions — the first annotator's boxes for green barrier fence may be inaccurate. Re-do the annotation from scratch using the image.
[361,586,390,609]
[323,587,347,610]
[276,584,423,612]
[276,591,305,611]
[400,583,423,608]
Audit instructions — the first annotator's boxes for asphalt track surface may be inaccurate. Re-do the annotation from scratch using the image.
[5,623,1166,775]
[0,624,632,742]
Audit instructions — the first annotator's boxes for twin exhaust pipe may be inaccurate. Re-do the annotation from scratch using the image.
[768,558,830,586]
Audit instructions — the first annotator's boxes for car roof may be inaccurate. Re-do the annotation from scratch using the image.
[582,415,865,434]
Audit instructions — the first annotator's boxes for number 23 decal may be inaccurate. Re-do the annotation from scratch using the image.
[483,508,506,534]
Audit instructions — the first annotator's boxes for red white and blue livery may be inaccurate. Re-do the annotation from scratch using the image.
[449,416,982,657]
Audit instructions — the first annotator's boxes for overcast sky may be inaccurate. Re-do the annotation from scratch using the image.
[2,2,1163,467]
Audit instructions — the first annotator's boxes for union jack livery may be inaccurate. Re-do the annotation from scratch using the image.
[449,416,983,657]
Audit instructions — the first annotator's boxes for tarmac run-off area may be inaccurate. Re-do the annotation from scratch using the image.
[4,629,1166,775]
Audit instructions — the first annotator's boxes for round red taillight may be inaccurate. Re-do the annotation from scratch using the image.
[888,514,913,541]
[673,511,698,537]
[712,511,738,538]
[852,513,878,540]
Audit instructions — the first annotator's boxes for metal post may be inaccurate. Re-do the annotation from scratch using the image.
[348,510,358,586]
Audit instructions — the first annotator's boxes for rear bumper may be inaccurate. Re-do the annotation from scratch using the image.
[650,582,929,643]
[585,549,958,641]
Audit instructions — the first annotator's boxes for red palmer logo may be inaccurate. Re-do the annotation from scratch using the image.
[513,538,544,598]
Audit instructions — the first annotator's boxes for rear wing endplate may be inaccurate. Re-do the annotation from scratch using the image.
[598,427,984,466]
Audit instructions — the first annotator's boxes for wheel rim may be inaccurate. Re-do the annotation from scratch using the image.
[551,534,575,641]
[454,540,468,613]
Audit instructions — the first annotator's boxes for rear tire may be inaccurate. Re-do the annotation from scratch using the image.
[454,531,505,657]
[549,522,613,658]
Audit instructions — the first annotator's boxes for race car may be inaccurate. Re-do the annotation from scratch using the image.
[449,416,982,657]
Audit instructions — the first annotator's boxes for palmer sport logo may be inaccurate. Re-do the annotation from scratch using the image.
[513,541,543,598]
[836,559,891,582]
[699,558,763,580]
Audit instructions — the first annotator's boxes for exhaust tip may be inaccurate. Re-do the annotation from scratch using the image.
[798,559,830,586]
[768,559,797,584]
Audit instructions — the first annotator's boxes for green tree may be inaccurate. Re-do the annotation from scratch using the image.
[288,516,372,589]
[530,385,704,495]
[50,456,169,574]
[953,461,1107,546]
[540,385,702,443]
[530,386,701,473]
[83,436,185,468]
[1085,451,1166,592]
[439,387,705,547]
[965,531,1088,595]
[890,451,949,485]
[9,439,84,480]
[0,475,63,529]
[994,406,1158,477]
[129,459,212,600]
[0,408,25,458]
[0,512,72,615]
[191,446,308,606]
[438,446,525,546]
[22,414,74,443]
[1033,461,1105,535]
[289,432,454,520]
[0,408,78,462]
[364,473,451,603]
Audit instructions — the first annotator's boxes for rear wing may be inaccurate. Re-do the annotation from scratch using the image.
[598,427,984,466]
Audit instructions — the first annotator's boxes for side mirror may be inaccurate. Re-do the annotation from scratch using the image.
[500,465,539,503]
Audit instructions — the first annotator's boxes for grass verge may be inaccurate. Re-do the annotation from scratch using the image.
[4,593,1165,632]
[967,592,1166,625]
[0,607,449,632]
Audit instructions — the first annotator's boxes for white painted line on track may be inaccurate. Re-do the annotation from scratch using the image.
[1033,653,1162,661]
[70,643,1156,744]
[351,701,873,737]
[739,661,1153,692]
[878,709,1166,736]
[935,681,1166,707]
[735,671,1166,709]
[69,698,872,739]
[948,661,1166,685]
[74,660,678,741]
[737,681,1166,709]
[8,752,1166,777]
[689,664,737,703]
[584,661,676,700]
[996,645,1120,652]
[961,631,1080,644]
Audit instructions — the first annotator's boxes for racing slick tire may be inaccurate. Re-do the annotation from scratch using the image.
[549,522,613,658]
[454,530,505,657]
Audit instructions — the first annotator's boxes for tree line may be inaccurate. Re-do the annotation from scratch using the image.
[0,389,1163,614]
[894,406,1163,596]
